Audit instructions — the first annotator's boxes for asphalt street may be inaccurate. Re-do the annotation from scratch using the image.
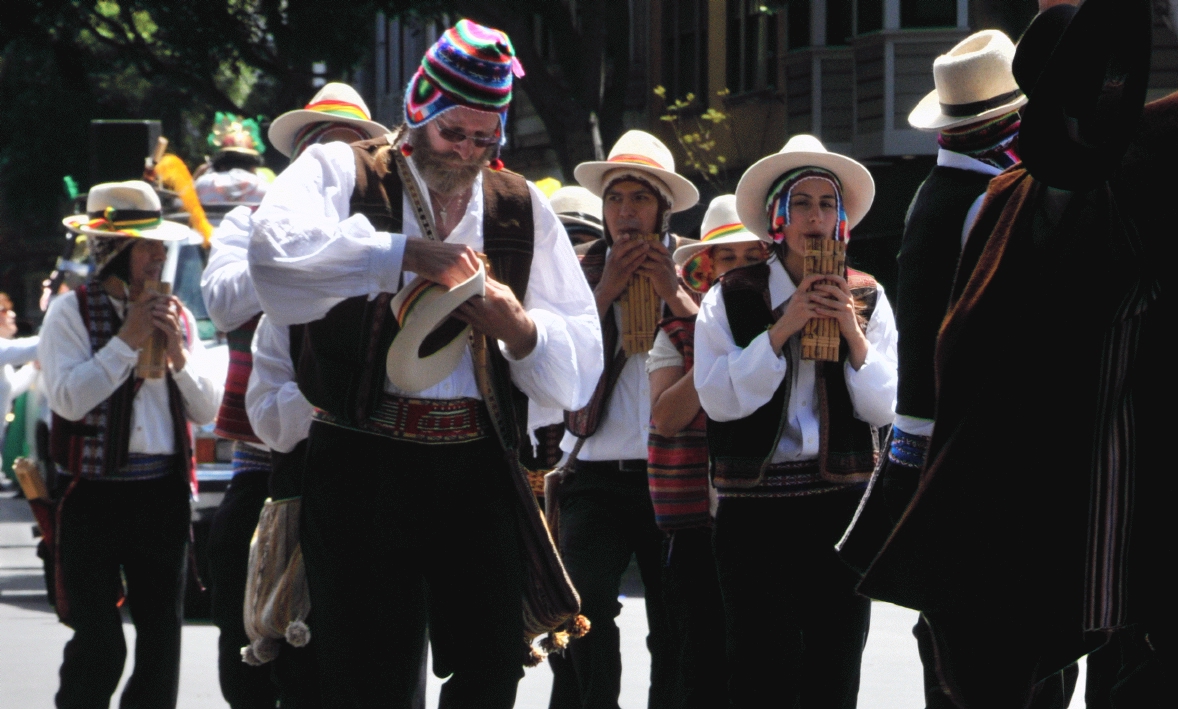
[0,492,1086,707]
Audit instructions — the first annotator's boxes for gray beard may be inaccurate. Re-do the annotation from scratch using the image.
[407,127,491,197]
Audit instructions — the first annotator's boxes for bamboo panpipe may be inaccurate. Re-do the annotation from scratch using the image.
[800,236,846,362]
[619,233,662,356]
[136,280,172,379]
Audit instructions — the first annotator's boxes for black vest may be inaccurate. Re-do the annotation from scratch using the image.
[894,165,994,420]
[705,261,880,486]
[295,138,535,451]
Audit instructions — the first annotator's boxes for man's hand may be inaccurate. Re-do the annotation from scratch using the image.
[153,296,188,372]
[404,240,480,288]
[638,240,698,317]
[116,290,162,351]
[594,235,649,316]
[454,278,538,359]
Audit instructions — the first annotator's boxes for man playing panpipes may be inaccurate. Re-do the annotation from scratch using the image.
[553,130,699,709]
[247,20,602,708]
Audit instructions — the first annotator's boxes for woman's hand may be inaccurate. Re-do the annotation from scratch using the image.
[767,274,825,354]
[810,275,869,370]
[153,296,188,372]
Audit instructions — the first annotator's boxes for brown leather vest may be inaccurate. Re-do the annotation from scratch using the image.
[295,137,535,439]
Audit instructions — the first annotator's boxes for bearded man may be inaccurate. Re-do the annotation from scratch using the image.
[247,20,602,709]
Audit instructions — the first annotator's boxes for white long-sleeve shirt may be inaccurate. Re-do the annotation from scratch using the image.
[0,336,39,368]
[39,291,222,455]
[557,235,674,461]
[695,258,897,464]
[201,205,262,333]
[246,316,312,453]
[247,141,602,414]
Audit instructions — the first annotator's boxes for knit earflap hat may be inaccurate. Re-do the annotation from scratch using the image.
[735,134,874,242]
[909,30,1027,132]
[269,82,389,158]
[63,181,190,272]
[674,194,762,293]
[573,130,700,213]
[550,186,604,232]
[404,19,524,140]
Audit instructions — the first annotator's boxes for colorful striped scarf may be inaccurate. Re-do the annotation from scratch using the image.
[937,111,1021,170]
[646,316,711,531]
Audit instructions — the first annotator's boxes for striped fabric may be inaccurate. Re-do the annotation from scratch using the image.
[646,317,710,531]
[715,460,855,499]
[214,313,264,444]
[313,395,491,444]
[106,454,176,481]
[404,19,523,134]
[232,441,272,476]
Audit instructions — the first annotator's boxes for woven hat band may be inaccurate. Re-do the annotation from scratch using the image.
[940,89,1024,118]
[703,223,746,241]
[608,154,666,169]
[304,99,370,120]
[87,207,163,231]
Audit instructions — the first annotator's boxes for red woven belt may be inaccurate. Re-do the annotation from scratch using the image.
[314,395,491,444]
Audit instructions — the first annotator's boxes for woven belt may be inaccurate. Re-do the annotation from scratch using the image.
[888,428,931,469]
[95,453,177,481]
[314,395,491,444]
[232,441,272,475]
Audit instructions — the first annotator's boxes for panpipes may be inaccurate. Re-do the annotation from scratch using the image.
[801,236,846,362]
[619,234,661,356]
[137,280,171,379]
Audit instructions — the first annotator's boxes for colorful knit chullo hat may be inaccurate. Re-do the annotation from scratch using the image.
[404,19,524,140]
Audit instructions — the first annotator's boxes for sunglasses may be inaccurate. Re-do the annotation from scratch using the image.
[434,123,501,148]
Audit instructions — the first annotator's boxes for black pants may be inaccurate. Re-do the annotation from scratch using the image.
[557,461,677,709]
[713,488,871,709]
[300,422,524,709]
[663,526,727,709]
[209,465,277,708]
[56,474,190,709]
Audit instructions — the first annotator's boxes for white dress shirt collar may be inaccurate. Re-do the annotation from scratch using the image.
[937,148,1003,177]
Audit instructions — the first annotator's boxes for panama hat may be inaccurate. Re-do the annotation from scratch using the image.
[550,186,603,232]
[672,195,759,268]
[385,262,486,393]
[908,30,1027,132]
[1017,0,1152,191]
[269,83,389,158]
[735,135,874,241]
[574,130,700,212]
[63,181,191,242]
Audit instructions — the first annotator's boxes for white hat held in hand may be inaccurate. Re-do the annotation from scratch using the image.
[385,262,486,393]
[908,30,1027,132]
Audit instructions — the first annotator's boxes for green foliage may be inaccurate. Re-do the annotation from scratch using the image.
[653,86,742,187]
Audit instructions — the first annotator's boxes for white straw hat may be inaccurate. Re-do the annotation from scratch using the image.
[385,262,486,392]
[63,181,190,242]
[549,186,603,232]
[735,135,875,241]
[269,83,389,158]
[672,195,760,268]
[573,130,700,212]
[908,30,1026,132]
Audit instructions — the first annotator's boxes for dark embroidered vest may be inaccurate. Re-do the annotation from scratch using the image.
[49,284,195,487]
[895,165,994,420]
[705,261,880,487]
[214,313,263,443]
[295,137,535,451]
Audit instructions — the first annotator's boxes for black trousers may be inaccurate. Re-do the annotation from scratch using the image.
[209,465,277,709]
[557,461,677,709]
[56,474,190,709]
[713,488,871,709]
[662,526,728,709]
[300,421,525,709]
